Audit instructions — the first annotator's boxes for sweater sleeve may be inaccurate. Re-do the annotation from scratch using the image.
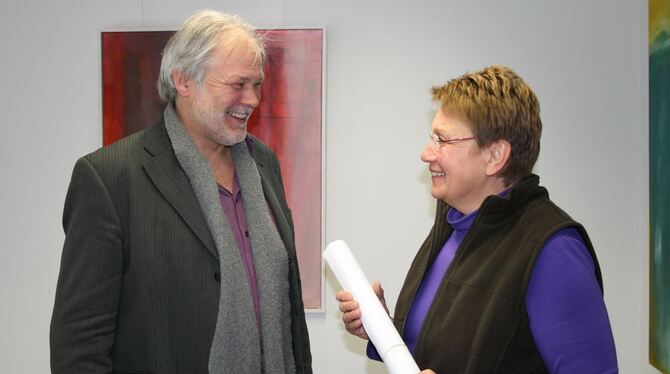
[526,227,618,374]
[366,341,382,361]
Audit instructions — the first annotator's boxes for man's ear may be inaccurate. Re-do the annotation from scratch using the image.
[172,70,193,97]
[485,139,512,176]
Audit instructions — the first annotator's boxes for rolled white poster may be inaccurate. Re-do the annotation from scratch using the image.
[324,240,420,374]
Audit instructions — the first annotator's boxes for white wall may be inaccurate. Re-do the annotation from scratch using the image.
[0,0,655,372]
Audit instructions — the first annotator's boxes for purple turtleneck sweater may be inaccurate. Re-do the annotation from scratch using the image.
[367,207,618,373]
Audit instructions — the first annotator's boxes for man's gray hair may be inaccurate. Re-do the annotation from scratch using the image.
[157,10,266,102]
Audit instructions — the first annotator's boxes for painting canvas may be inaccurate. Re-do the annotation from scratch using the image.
[101,29,324,310]
[650,0,670,371]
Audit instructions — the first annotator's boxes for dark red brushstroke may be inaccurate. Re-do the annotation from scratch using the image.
[101,29,323,309]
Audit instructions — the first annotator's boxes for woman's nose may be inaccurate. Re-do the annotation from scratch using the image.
[420,142,437,163]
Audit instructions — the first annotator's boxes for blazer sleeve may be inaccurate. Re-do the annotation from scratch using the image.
[50,157,123,373]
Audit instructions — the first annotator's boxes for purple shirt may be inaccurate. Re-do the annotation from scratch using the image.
[368,208,618,373]
[217,176,263,336]
[403,207,474,354]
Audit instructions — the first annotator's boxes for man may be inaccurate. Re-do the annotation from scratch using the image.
[50,10,312,374]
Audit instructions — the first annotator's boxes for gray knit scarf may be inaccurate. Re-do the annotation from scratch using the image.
[164,103,296,374]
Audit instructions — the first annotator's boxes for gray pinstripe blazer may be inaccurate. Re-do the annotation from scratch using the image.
[50,119,312,374]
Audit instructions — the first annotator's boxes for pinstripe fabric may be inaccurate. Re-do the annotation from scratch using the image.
[50,119,312,374]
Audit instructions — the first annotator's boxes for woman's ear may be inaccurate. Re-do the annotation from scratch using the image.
[485,139,512,176]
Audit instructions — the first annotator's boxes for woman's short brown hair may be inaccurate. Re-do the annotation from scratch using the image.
[432,65,542,186]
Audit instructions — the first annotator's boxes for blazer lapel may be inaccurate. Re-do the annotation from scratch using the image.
[142,121,219,260]
[139,126,293,262]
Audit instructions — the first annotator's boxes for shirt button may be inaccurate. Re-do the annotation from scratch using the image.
[214,272,221,283]
[245,231,249,237]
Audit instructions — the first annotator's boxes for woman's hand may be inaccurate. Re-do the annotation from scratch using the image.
[336,280,388,340]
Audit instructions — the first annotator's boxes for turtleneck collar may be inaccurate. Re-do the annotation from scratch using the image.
[446,188,512,233]
[446,208,477,232]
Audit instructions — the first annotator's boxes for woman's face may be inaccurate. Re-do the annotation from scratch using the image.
[420,109,493,214]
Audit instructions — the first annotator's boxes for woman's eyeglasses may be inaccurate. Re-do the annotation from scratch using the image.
[429,132,476,150]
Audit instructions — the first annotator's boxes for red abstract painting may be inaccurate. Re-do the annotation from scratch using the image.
[102,29,324,310]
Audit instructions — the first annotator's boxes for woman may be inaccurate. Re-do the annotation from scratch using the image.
[337,65,618,373]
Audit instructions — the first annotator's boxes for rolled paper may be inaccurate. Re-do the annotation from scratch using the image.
[325,240,420,374]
